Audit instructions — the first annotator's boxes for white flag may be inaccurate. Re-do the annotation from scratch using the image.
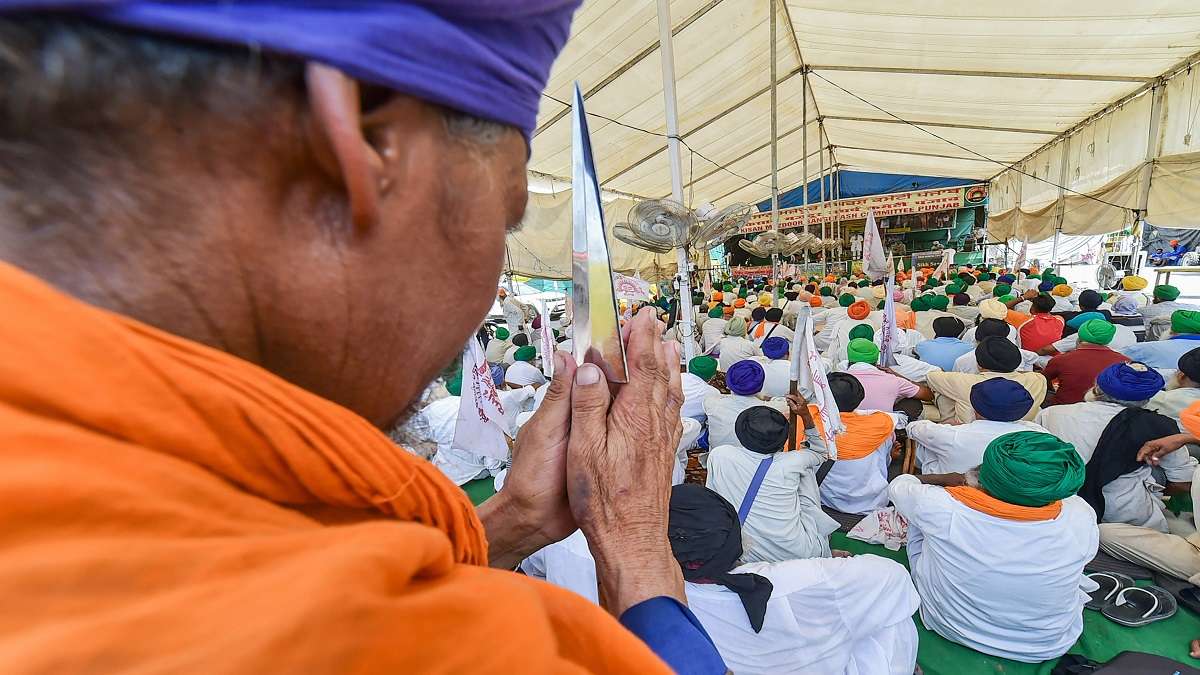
[862,208,889,281]
[932,248,956,281]
[452,338,509,461]
[538,299,555,378]
[1014,239,1027,271]
[790,305,843,459]
[879,260,899,368]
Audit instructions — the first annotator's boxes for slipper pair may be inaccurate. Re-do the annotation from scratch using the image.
[1085,572,1177,627]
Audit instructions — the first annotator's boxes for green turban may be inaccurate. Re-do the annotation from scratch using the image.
[724,317,748,337]
[738,288,749,299]
[848,324,876,342]
[993,284,1011,297]
[514,345,537,362]
[925,278,942,288]
[708,306,724,319]
[688,356,718,381]
[944,283,963,296]
[929,295,950,311]
[446,372,463,397]
[910,297,930,312]
[839,293,855,307]
[857,280,871,288]
[847,337,880,365]
[1172,310,1200,334]
[1077,319,1116,346]
[820,287,834,297]
[998,294,1016,304]
[1040,268,1056,281]
[1155,284,1181,301]
[979,431,1085,507]
[494,327,510,340]
[977,272,993,281]
[723,283,734,292]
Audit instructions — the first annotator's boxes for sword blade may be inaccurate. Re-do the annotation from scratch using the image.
[570,82,627,383]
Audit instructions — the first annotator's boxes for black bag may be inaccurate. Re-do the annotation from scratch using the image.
[1056,651,1200,675]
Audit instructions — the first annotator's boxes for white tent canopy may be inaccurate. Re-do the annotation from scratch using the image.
[512,1,1200,276]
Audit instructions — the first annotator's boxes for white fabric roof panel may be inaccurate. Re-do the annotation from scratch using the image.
[511,1,1200,278]
[525,1,1200,208]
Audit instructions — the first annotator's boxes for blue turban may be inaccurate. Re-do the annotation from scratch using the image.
[969,378,1034,422]
[1096,362,1164,402]
[761,337,789,360]
[998,274,1016,284]
[5,1,581,142]
[726,360,766,396]
[1038,280,1055,293]
[1065,311,1105,329]
[490,363,506,387]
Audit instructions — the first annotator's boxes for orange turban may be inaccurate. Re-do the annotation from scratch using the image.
[0,263,671,675]
[724,305,735,316]
[1182,400,1200,436]
[734,298,746,308]
[847,300,871,320]
[809,295,823,307]
[824,275,835,282]
[712,291,723,302]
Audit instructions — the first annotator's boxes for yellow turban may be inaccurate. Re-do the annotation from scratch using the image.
[758,292,772,307]
[1122,275,1148,291]
[979,299,1007,320]
[1052,284,1073,297]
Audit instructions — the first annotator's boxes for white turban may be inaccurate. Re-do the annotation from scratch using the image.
[504,361,547,387]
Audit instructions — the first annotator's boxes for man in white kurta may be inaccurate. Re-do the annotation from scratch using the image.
[909,378,1047,474]
[682,356,720,423]
[889,465,1098,663]
[927,337,1047,424]
[754,336,792,398]
[715,318,763,373]
[706,405,839,562]
[1037,377,1197,533]
[521,508,920,675]
[816,372,899,515]
[426,385,534,485]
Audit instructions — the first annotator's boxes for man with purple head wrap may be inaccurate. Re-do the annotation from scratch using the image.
[0,3,726,674]
[1039,362,1196,532]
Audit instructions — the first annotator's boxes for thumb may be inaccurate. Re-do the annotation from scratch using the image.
[532,351,576,427]
[569,363,612,450]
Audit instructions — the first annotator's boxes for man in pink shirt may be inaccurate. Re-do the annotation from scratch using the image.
[844,338,934,421]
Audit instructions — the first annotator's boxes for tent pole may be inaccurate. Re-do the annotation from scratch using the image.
[1051,135,1071,267]
[819,130,827,274]
[1137,82,1165,234]
[655,0,694,362]
[802,69,809,273]
[769,0,780,284]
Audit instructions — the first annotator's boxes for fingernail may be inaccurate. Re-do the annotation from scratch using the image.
[576,363,602,385]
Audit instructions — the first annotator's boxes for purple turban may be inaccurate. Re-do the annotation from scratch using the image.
[2,1,582,141]
[761,337,789,360]
[726,360,765,396]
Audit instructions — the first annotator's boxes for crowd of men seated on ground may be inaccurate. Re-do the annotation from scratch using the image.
[425,266,1200,671]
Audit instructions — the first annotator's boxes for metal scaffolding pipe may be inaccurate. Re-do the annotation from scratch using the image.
[802,70,809,269]
[655,0,694,361]
[769,0,779,282]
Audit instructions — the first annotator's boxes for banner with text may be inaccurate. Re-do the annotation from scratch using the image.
[740,185,986,234]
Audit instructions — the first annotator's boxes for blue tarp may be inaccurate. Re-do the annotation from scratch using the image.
[755,170,980,212]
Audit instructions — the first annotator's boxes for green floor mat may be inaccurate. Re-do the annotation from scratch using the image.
[465,481,1200,672]
[830,532,1200,673]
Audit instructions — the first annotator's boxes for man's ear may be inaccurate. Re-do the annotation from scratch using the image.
[305,63,383,230]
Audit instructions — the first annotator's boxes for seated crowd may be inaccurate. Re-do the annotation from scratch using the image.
[429,267,1200,671]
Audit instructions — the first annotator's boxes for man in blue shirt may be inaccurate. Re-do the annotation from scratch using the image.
[1122,310,1200,369]
[916,316,974,372]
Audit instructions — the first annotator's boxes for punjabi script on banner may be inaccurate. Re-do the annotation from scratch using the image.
[740,185,985,234]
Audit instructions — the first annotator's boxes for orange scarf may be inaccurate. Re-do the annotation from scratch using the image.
[0,263,667,674]
[946,486,1062,521]
[811,406,894,460]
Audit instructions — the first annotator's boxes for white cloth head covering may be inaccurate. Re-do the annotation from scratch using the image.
[979,298,1007,320]
[504,361,547,387]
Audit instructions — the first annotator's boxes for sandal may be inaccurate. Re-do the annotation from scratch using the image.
[1085,572,1133,611]
[1101,585,1178,627]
